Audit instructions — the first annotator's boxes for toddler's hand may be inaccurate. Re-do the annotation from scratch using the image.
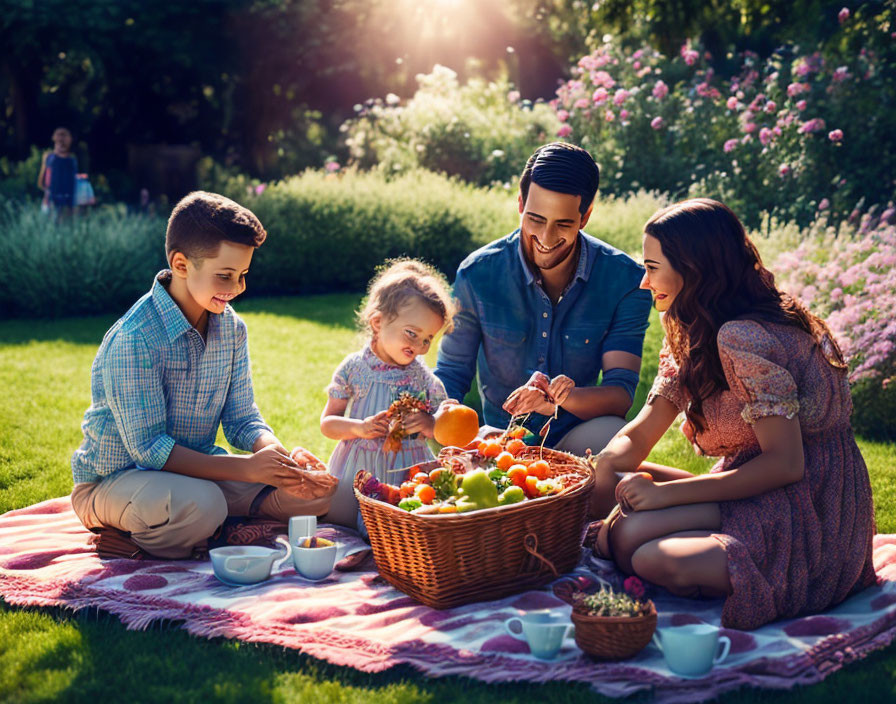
[402,410,435,438]
[356,410,389,439]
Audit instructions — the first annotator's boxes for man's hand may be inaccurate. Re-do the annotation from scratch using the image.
[614,472,665,512]
[355,410,390,439]
[503,372,576,416]
[402,410,436,438]
[282,446,339,499]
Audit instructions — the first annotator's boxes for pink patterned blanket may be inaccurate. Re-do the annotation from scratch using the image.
[2,497,895,702]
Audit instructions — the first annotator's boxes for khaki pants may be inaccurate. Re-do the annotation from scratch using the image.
[71,470,332,559]
[554,415,627,457]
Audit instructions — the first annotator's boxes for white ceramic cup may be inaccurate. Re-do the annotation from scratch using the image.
[291,538,338,581]
[652,624,731,677]
[504,610,574,660]
[288,516,317,547]
[209,537,291,585]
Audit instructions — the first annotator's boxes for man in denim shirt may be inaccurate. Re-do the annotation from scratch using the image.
[436,143,652,455]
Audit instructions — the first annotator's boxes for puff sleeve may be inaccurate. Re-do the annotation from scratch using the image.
[646,338,687,412]
[717,320,800,425]
[325,354,356,400]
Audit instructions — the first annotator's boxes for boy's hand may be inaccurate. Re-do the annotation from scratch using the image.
[356,410,389,439]
[402,410,435,438]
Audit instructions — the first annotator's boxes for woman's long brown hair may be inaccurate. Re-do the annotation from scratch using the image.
[644,198,846,431]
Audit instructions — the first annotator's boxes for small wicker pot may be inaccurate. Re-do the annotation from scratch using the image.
[571,601,657,660]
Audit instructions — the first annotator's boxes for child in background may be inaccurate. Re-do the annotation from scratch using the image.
[321,259,456,527]
[37,127,78,215]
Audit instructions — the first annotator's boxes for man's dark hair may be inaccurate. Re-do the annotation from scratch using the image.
[519,142,600,216]
[166,191,267,261]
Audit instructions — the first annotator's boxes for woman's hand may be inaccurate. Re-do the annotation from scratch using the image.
[402,410,436,438]
[355,410,390,439]
[615,471,666,512]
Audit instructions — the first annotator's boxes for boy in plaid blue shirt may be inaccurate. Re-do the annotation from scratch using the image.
[71,191,337,558]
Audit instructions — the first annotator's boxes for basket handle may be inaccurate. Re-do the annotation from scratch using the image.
[522,533,559,578]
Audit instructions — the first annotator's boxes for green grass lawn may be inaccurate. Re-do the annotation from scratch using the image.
[1,294,895,703]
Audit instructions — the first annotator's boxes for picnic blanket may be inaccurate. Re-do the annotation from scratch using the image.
[2,497,896,703]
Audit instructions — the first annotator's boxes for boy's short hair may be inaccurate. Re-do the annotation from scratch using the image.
[519,142,600,216]
[165,191,267,261]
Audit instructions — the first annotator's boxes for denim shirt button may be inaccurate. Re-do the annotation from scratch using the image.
[542,312,548,318]
[542,331,547,338]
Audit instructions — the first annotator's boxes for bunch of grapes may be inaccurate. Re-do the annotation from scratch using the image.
[382,392,431,454]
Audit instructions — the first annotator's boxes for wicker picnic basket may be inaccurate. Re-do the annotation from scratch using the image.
[353,446,594,609]
[570,601,658,660]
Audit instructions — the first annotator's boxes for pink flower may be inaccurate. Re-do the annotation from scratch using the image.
[557,124,573,138]
[507,90,521,103]
[819,198,830,210]
[591,70,615,89]
[833,66,851,82]
[764,100,777,113]
[743,122,757,134]
[796,99,808,111]
[651,116,665,129]
[653,80,669,100]
[759,127,773,145]
[573,98,590,110]
[324,161,340,173]
[779,163,791,177]
[724,138,739,153]
[557,109,570,122]
[613,89,630,106]
[619,109,630,121]
[681,45,699,66]
[829,128,844,142]
[839,7,850,23]
[604,109,616,122]
[799,117,826,133]
[592,87,609,104]
[726,96,739,110]
[787,82,809,97]
[254,183,266,195]
[624,576,646,600]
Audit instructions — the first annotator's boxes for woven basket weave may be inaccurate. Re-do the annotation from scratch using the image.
[571,601,657,660]
[353,447,593,609]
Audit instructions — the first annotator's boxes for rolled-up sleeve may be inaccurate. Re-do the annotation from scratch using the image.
[435,267,482,403]
[102,332,176,470]
[602,286,652,357]
[221,319,273,452]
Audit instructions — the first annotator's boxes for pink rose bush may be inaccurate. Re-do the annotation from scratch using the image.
[772,211,896,438]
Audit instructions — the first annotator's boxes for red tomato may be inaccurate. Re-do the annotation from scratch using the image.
[415,484,436,504]
[505,438,526,455]
[399,481,417,499]
[495,451,515,471]
[527,460,550,481]
[507,465,528,488]
[524,475,540,499]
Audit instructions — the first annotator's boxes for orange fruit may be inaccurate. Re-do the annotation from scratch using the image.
[399,481,416,499]
[507,465,528,488]
[433,404,480,447]
[505,438,526,455]
[415,484,436,504]
[481,440,502,458]
[495,451,515,471]
[524,475,540,498]
[527,460,550,481]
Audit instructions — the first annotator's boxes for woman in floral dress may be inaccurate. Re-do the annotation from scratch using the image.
[589,198,876,630]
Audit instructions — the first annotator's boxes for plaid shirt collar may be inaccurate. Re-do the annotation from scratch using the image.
[150,270,195,344]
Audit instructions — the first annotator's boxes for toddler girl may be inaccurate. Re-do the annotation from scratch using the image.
[320,259,455,527]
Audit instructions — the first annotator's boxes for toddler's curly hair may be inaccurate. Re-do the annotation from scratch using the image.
[359,259,455,335]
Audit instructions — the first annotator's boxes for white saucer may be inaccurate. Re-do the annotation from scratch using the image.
[212,572,267,588]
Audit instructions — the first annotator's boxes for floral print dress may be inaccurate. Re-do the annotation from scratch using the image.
[323,345,447,527]
[647,319,876,630]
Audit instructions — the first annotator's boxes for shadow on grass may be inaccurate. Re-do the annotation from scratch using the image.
[3,600,896,704]
[0,294,360,347]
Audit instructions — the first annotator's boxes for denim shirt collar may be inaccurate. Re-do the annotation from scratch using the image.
[151,270,198,344]
[515,229,592,290]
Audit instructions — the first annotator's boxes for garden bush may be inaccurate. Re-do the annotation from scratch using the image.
[771,207,896,439]
[0,202,164,318]
[549,5,896,229]
[342,65,560,187]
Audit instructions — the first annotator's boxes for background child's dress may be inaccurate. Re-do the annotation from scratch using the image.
[324,345,447,526]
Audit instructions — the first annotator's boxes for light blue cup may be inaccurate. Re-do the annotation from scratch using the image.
[653,624,731,677]
[505,610,575,659]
